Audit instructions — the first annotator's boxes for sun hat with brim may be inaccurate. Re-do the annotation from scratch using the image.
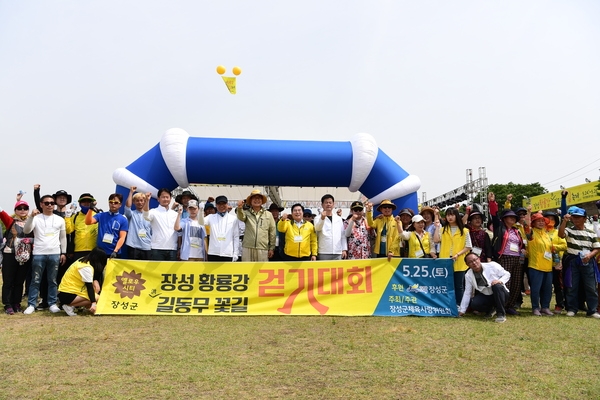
[420,206,434,217]
[376,199,397,212]
[246,189,267,205]
[468,211,483,221]
[398,208,414,217]
[175,190,198,204]
[501,210,518,220]
[77,193,96,203]
[530,212,546,224]
[412,215,425,223]
[542,211,560,227]
[14,200,29,210]
[268,203,284,212]
[52,190,72,204]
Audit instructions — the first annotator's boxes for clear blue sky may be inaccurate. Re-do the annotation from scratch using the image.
[1,1,599,211]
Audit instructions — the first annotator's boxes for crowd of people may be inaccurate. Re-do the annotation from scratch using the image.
[1,185,600,322]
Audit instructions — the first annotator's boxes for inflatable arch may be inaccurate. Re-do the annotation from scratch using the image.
[112,128,421,211]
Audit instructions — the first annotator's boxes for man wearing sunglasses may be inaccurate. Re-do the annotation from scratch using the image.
[85,194,129,258]
[23,195,67,314]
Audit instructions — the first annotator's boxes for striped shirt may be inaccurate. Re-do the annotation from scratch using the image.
[564,227,600,255]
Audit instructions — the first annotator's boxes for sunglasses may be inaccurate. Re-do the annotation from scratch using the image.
[42,201,56,206]
[109,201,121,205]
[15,207,29,211]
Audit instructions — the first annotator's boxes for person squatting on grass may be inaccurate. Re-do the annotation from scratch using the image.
[459,252,511,323]
[58,247,108,316]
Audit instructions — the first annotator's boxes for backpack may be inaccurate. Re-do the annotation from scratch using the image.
[14,237,32,264]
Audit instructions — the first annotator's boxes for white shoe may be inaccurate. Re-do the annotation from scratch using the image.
[566,311,576,317]
[49,304,61,313]
[588,312,600,319]
[62,304,77,316]
[23,305,35,315]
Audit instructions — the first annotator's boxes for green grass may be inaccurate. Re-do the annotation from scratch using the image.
[2,297,600,400]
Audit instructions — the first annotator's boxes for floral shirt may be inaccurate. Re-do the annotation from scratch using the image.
[344,218,372,259]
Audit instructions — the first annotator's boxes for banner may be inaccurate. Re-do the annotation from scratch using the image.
[525,181,600,211]
[96,258,457,317]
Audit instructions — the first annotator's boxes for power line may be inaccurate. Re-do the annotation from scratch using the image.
[542,157,600,186]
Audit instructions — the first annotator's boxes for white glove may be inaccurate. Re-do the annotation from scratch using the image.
[199,202,206,209]
[232,255,238,262]
[64,209,73,217]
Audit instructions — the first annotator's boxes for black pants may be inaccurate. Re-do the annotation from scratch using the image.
[470,284,509,316]
[127,246,151,260]
[2,253,30,307]
[207,254,234,262]
[282,254,311,261]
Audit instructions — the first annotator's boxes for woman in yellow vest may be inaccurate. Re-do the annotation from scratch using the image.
[397,214,437,259]
[434,207,472,306]
[526,212,554,316]
[58,247,108,316]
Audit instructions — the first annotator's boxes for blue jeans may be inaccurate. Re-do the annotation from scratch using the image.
[454,271,466,306]
[28,254,60,308]
[566,262,599,315]
[528,268,552,310]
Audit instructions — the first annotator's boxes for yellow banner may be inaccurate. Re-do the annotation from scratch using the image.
[221,76,237,94]
[525,182,600,211]
[96,258,457,316]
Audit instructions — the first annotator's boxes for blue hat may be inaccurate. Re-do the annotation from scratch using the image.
[303,208,315,216]
[568,206,586,217]
[204,202,215,210]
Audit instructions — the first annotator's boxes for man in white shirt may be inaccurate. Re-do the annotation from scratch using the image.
[23,194,67,314]
[459,252,511,323]
[314,194,347,260]
[205,195,239,262]
[143,188,179,261]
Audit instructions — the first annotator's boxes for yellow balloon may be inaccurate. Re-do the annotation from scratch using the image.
[232,66,242,76]
[216,65,226,75]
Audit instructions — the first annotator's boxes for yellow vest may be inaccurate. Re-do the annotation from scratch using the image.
[406,231,432,258]
[439,226,470,272]
[58,260,94,300]
[366,213,400,256]
[528,227,553,272]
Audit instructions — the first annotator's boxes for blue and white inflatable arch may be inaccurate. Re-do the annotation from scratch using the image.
[112,128,420,210]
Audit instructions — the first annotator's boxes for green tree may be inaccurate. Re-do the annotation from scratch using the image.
[474,182,547,210]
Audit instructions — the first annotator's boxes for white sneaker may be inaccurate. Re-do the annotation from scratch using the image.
[62,304,77,316]
[566,311,576,317]
[49,304,61,313]
[23,305,35,315]
[588,312,600,319]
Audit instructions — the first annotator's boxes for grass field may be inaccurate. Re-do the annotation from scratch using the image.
[2,288,600,400]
